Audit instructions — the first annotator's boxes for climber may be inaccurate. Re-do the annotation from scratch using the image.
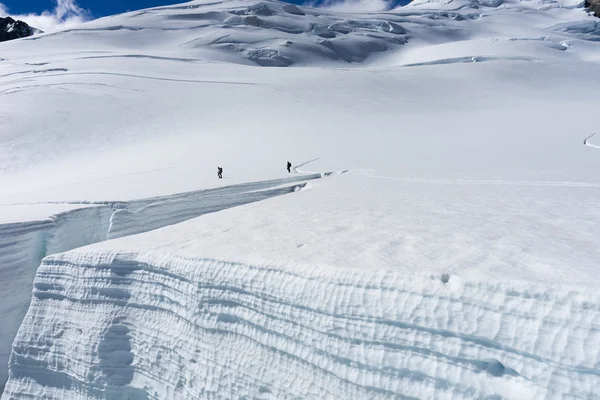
[287,161,292,173]
[217,167,223,179]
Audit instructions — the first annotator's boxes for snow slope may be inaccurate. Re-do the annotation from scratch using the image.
[1,0,599,398]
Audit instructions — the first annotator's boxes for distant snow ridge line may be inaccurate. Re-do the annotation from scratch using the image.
[408,0,582,11]
[0,173,321,393]
[28,1,409,66]
[3,251,600,399]
[548,20,600,41]
[164,1,409,65]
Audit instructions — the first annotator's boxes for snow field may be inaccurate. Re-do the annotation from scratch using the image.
[0,0,599,398]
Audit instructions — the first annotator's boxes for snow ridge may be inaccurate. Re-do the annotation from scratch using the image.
[0,174,321,392]
[3,251,599,399]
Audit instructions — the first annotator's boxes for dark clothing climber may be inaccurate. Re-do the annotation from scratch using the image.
[217,167,223,179]
[287,161,292,173]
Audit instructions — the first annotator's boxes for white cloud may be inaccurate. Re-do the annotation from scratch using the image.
[0,0,90,33]
[314,0,393,13]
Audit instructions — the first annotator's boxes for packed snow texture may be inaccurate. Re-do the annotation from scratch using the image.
[4,250,600,399]
[0,0,599,398]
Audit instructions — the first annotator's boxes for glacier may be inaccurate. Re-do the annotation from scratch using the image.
[0,0,599,398]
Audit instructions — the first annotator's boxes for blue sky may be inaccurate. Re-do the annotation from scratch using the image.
[1,0,317,18]
[1,0,406,18]
[0,0,406,32]
[3,1,184,17]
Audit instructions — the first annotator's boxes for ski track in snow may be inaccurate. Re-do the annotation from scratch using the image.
[293,157,321,173]
[584,133,599,149]
[0,173,324,392]
[0,71,259,86]
[292,157,348,176]
[0,68,69,79]
[75,54,204,63]
[0,82,143,96]
[361,171,600,188]
[401,55,537,67]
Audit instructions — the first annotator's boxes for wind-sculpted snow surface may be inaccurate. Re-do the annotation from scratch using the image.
[0,206,113,392]
[0,174,319,391]
[3,251,599,399]
[16,0,409,66]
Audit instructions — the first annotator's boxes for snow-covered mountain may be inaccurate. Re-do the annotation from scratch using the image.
[0,17,39,43]
[0,0,599,398]
[586,0,600,16]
